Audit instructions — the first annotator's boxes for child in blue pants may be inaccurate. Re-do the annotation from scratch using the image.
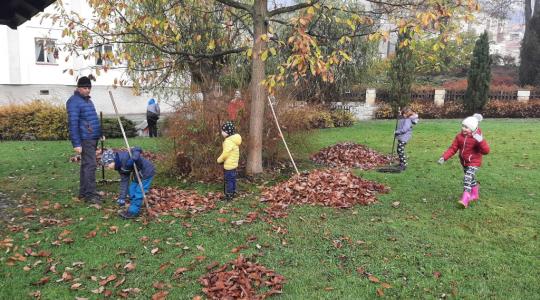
[101,147,155,219]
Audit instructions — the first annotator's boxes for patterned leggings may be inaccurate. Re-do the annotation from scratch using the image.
[397,141,407,166]
[463,166,479,192]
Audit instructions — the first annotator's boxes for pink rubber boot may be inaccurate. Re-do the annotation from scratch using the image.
[458,191,472,208]
[470,185,479,201]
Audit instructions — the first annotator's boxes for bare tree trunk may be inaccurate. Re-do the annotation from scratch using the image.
[246,0,268,175]
[525,0,532,23]
[534,0,540,16]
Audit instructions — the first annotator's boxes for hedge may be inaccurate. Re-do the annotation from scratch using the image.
[0,100,137,140]
[375,100,540,119]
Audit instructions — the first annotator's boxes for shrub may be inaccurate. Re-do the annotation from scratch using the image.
[331,110,356,127]
[163,95,305,181]
[0,100,69,140]
[101,117,137,138]
[375,99,540,119]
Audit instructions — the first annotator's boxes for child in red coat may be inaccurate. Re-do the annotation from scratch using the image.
[438,114,490,208]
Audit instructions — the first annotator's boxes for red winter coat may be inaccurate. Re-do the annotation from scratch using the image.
[442,128,490,167]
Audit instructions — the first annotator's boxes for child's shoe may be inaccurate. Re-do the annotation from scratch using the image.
[221,193,234,201]
[117,198,126,207]
[458,191,472,208]
[118,210,138,219]
[470,185,479,201]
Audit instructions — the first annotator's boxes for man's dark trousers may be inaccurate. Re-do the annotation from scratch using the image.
[80,139,98,199]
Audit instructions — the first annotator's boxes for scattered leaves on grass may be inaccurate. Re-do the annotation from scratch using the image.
[199,255,285,299]
[151,248,160,255]
[433,271,442,279]
[310,142,393,169]
[260,169,388,218]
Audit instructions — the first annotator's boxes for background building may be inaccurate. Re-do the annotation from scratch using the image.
[0,0,177,119]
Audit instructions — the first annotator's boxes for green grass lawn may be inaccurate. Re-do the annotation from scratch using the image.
[1,119,539,299]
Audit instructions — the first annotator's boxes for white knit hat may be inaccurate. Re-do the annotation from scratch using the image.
[462,113,483,131]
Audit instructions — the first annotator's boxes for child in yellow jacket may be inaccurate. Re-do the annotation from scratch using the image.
[217,121,242,201]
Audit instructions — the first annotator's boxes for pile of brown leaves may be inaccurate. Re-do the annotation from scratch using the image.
[145,187,221,215]
[310,142,393,170]
[260,169,389,216]
[199,255,285,300]
[69,148,164,163]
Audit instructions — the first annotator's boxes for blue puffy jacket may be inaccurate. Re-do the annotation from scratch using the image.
[114,147,156,201]
[66,91,102,147]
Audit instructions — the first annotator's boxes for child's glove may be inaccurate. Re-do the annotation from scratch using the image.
[472,133,483,142]
[117,198,126,207]
[437,157,445,165]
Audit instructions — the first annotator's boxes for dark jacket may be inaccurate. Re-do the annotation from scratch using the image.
[115,147,155,200]
[66,91,102,147]
[442,128,490,167]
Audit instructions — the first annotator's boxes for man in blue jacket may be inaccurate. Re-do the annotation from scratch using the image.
[101,147,155,219]
[66,76,103,204]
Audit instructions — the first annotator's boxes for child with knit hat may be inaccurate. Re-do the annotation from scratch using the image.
[217,121,242,201]
[437,114,490,208]
[101,147,155,219]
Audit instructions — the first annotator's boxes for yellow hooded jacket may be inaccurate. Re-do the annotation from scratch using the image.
[217,133,242,170]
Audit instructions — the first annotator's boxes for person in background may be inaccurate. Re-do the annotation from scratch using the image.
[146,98,160,137]
[438,114,490,208]
[66,76,103,204]
[227,90,245,121]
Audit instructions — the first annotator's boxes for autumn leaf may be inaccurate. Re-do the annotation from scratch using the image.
[86,230,97,238]
[216,218,228,223]
[62,271,73,282]
[32,277,50,286]
[114,277,126,288]
[173,267,188,278]
[99,274,117,286]
[376,288,384,296]
[124,262,136,272]
[109,226,119,234]
[152,291,169,300]
[151,248,160,255]
[368,275,380,283]
[433,271,442,279]
[381,282,392,289]
[71,283,82,290]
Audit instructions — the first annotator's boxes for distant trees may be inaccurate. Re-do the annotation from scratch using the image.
[465,32,492,113]
[519,6,540,86]
[388,29,415,113]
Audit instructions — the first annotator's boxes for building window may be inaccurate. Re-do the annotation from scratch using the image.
[96,44,113,66]
[35,38,58,64]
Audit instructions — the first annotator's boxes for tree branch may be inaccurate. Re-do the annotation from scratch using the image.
[268,0,321,17]
[214,0,252,13]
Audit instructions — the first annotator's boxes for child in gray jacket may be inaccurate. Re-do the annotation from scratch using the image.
[394,107,419,171]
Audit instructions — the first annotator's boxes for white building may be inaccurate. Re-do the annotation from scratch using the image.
[0,0,178,118]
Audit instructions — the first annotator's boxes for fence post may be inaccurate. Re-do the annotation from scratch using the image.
[434,89,445,107]
[366,89,376,106]
[517,90,530,102]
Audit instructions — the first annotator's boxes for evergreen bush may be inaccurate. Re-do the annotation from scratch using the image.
[464,31,492,113]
